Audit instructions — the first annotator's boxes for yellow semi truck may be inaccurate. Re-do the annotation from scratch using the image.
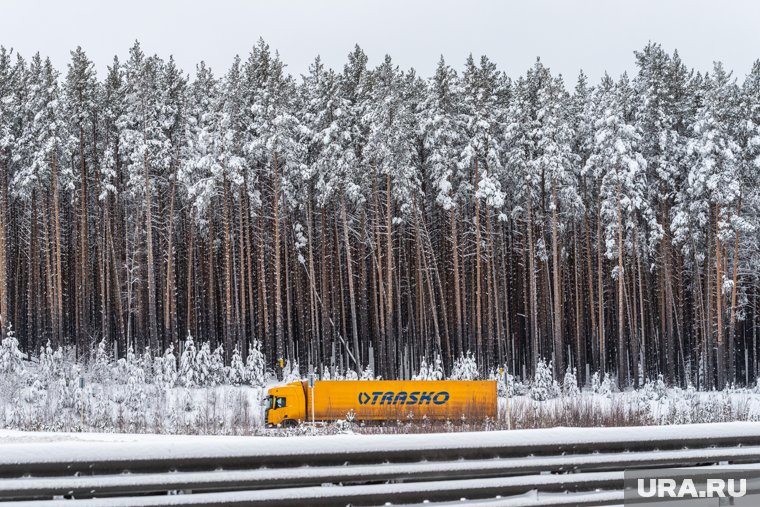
[264,380,497,427]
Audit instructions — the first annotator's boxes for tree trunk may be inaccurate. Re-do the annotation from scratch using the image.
[551,182,563,377]
[616,179,625,387]
[385,174,394,377]
[143,151,159,353]
[223,175,233,361]
[716,204,724,389]
[474,159,483,365]
[273,154,284,370]
[341,192,361,367]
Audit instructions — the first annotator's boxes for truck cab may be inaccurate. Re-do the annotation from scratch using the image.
[264,382,306,427]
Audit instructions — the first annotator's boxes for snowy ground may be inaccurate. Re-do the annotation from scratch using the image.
[3,378,760,436]
[2,342,759,435]
[2,421,758,464]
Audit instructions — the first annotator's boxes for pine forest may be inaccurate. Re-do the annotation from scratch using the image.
[1,40,760,390]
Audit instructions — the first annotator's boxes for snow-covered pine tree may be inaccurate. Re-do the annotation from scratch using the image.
[64,47,99,351]
[530,61,582,377]
[178,332,197,387]
[38,340,55,387]
[362,55,422,377]
[195,341,212,387]
[245,339,265,387]
[141,346,154,382]
[673,62,742,389]
[13,56,71,352]
[118,42,171,354]
[228,345,245,386]
[584,73,660,386]
[209,344,225,386]
[459,54,507,369]
[450,351,479,380]
[633,44,691,386]
[419,57,468,360]
[530,358,559,401]
[303,56,362,367]
[413,358,430,380]
[0,48,18,334]
[162,343,178,389]
[183,60,244,362]
[243,40,304,373]
[359,364,375,380]
[125,346,146,415]
[563,367,581,397]
[429,354,444,380]
[0,322,23,375]
[92,338,111,383]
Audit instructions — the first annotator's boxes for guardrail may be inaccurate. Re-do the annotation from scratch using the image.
[0,422,758,505]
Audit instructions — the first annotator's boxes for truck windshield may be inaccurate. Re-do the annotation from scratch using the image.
[264,395,273,410]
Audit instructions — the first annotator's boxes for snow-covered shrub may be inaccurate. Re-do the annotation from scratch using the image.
[563,367,580,398]
[590,370,615,396]
[488,365,528,397]
[415,354,444,380]
[227,345,245,386]
[91,338,111,383]
[593,372,613,398]
[530,359,559,401]
[114,357,128,386]
[209,345,225,386]
[414,358,430,380]
[38,341,55,386]
[591,371,600,393]
[0,324,24,375]
[606,373,619,394]
[360,364,375,380]
[152,354,164,385]
[245,340,265,386]
[641,374,667,401]
[160,344,178,388]
[177,335,195,386]
[333,417,354,434]
[125,347,146,413]
[488,368,507,397]
[283,360,300,383]
[52,361,80,412]
[141,346,154,382]
[450,351,479,380]
[195,342,211,386]
[344,369,359,380]
[178,333,197,387]
[430,354,444,380]
[22,377,45,405]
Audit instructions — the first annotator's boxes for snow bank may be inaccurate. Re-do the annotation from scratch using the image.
[1,422,759,466]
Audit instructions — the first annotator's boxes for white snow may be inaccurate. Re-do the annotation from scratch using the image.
[1,421,759,466]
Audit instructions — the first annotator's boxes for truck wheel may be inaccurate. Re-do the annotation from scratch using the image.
[282,419,298,428]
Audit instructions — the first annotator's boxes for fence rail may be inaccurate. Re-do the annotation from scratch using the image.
[1,422,758,506]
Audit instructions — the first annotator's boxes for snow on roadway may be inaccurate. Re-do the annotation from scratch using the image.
[0,472,626,506]
[2,448,760,494]
[1,422,759,466]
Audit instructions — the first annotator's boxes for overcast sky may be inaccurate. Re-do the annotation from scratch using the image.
[1,0,758,83]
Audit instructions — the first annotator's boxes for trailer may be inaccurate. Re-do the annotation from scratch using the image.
[264,380,497,427]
